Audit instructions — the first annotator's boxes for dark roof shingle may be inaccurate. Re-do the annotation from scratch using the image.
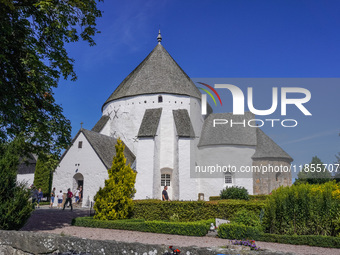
[103,44,201,109]
[173,109,195,138]
[198,112,257,147]
[91,115,110,133]
[82,129,135,168]
[137,108,162,137]
[252,128,293,161]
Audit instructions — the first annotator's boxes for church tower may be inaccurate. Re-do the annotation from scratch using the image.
[100,31,204,200]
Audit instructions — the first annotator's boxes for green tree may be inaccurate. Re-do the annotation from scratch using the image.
[0,138,33,230]
[0,0,102,156]
[33,154,57,199]
[94,139,137,220]
[295,156,332,185]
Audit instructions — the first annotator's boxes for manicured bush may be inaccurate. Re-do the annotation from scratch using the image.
[231,209,262,228]
[217,223,262,240]
[72,217,210,236]
[263,181,340,236]
[257,233,340,249]
[210,195,268,201]
[132,200,265,221]
[220,186,249,200]
[94,139,136,220]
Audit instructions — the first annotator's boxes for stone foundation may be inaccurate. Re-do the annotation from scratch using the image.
[0,230,296,255]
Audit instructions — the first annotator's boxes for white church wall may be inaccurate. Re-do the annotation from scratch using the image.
[178,138,199,200]
[196,145,256,198]
[152,125,162,199]
[52,132,108,207]
[102,94,196,156]
[17,174,34,187]
[135,138,155,199]
[99,120,110,137]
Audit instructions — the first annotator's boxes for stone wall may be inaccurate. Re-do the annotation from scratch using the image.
[0,230,294,255]
[253,159,292,195]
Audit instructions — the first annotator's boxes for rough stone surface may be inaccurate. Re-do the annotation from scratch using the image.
[0,230,298,255]
[252,159,292,195]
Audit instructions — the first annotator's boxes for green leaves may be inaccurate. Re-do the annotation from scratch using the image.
[0,0,102,156]
[0,138,33,230]
[94,139,137,220]
[263,181,340,236]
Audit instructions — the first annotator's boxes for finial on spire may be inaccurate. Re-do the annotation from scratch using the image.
[157,29,162,44]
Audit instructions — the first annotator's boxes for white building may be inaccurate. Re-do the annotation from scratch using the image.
[52,32,292,206]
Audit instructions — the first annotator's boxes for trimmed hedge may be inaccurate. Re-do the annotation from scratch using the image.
[72,217,211,236]
[257,233,340,249]
[217,223,262,240]
[217,223,340,248]
[132,200,265,221]
[209,195,268,201]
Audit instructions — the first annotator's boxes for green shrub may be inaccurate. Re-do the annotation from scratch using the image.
[33,154,56,199]
[72,217,209,236]
[132,200,265,221]
[94,139,136,220]
[0,138,34,230]
[263,181,340,236]
[220,186,249,200]
[232,209,262,228]
[210,195,268,201]
[217,223,262,240]
[257,233,340,249]
[249,195,268,201]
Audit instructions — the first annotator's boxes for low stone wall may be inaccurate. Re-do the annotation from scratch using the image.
[0,230,295,255]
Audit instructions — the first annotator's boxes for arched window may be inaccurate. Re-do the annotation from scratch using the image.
[158,95,163,103]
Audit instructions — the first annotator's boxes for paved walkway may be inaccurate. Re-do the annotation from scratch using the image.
[20,206,340,255]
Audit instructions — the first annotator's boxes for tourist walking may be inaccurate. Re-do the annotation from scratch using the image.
[74,187,80,204]
[57,190,63,209]
[37,188,43,208]
[63,188,73,211]
[50,187,56,208]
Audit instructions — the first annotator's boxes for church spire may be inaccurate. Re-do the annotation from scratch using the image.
[157,29,162,44]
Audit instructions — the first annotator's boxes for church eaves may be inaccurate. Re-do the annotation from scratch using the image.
[102,42,201,110]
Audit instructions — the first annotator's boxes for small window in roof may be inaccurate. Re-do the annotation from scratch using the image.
[158,95,163,103]
[78,141,83,148]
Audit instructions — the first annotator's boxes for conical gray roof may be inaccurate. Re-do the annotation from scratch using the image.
[103,44,201,109]
[252,128,293,161]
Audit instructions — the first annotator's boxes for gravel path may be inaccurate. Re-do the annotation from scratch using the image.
[20,206,340,255]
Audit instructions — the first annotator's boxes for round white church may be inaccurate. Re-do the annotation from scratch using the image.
[52,32,292,206]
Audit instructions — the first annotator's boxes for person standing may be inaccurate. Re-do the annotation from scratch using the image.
[162,186,171,201]
[37,188,43,208]
[74,187,80,204]
[30,185,38,209]
[63,188,73,211]
[50,187,56,208]
[79,186,83,203]
[57,190,63,209]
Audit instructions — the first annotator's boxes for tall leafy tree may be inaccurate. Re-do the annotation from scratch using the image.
[295,156,332,185]
[0,138,33,230]
[33,154,57,199]
[0,0,102,156]
[94,139,137,220]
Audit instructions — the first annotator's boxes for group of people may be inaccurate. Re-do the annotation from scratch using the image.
[50,186,83,210]
[30,185,83,210]
[30,185,44,208]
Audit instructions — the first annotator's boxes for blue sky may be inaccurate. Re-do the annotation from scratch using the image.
[54,0,340,180]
